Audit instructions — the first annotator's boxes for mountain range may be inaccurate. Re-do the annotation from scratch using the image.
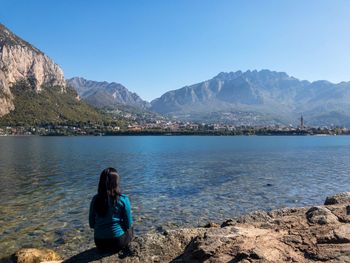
[150,70,350,127]
[71,69,350,127]
[1,22,350,127]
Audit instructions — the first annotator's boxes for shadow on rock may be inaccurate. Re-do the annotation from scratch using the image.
[63,248,113,263]
[0,256,12,263]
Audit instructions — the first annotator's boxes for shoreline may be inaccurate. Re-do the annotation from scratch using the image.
[0,133,345,137]
[7,192,350,263]
[1,125,347,137]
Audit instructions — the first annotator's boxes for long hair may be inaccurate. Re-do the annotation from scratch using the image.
[95,167,122,216]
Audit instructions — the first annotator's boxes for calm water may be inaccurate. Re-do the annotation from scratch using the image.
[1,136,350,257]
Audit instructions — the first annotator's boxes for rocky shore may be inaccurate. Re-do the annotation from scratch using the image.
[9,192,350,263]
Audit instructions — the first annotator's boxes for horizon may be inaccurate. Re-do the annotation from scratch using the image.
[2,0,350,100]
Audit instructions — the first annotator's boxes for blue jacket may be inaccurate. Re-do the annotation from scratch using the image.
[89,194,133,238]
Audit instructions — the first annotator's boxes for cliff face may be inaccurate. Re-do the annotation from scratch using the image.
[0,24,66,117]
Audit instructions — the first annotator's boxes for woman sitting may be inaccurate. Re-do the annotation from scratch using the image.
[89,167,133,252]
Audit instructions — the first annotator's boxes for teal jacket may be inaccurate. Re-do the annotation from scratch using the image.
[89,194,133,239]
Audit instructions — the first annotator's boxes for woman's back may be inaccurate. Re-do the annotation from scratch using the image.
[89,168,133,252]
[89,194,132,239]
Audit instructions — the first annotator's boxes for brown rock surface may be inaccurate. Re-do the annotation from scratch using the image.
[324,192,350,205]
[306,206,339,225]
[178,194,350,263]
[13,248,61,263]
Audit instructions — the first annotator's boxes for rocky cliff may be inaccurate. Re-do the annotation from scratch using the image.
[0,23,66,117]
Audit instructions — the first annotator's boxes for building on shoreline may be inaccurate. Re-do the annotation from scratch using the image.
[300,114,304,130]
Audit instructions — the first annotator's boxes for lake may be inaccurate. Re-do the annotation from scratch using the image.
[1,136,350,258]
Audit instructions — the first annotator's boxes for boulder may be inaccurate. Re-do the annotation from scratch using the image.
[13,248,61,263]
[306,206,339,225]
[325,192,350,205]
[181,226,304,262]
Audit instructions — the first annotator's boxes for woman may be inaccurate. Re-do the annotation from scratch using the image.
[89,167,133,252]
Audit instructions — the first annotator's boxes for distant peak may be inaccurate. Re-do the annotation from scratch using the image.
[214,69,292,81]
[68,76,84,81]
[68,76,123,86]
[214,71,243,80]
[0,23,11,34]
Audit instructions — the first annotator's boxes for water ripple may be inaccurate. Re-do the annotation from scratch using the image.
[1,136,350,257]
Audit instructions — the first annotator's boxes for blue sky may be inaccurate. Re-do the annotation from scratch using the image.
[1,0,350,101]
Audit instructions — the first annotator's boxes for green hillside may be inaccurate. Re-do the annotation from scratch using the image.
[0,80,114,126]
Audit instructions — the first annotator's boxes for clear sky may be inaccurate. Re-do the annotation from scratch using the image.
[1,0,350,101]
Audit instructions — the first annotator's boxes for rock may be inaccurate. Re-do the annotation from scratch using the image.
[325,192,350,205]
[13,248,61,263]
[306,206,339,225]
[236,210,273,224]
[221,218,237,227]
[203,222,220,228]
[334,225,350,243]
[181,226,304,262]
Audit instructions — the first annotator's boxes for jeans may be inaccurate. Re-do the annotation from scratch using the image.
[94,228,133,253]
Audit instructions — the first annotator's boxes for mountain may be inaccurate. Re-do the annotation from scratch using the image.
[0,23,66,116]
[0,23,108,125]
[67,77,150,110]
[151,70,350,126]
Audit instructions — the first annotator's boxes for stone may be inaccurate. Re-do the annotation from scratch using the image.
[306,206,339,225]
[13,248,61,263]
[203,222,220,228]
[180,225,305,262]
[334,225,350,243]
[325,192,350,205]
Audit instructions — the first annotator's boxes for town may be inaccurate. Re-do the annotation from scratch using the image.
[0,118,348,136]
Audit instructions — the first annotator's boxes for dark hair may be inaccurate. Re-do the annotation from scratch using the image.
[95,167,122,216]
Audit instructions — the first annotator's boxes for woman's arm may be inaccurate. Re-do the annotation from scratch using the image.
[123,196,133,229]
[89,196,96,229]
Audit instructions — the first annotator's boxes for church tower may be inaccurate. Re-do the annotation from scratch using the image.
[300,114,304,129]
